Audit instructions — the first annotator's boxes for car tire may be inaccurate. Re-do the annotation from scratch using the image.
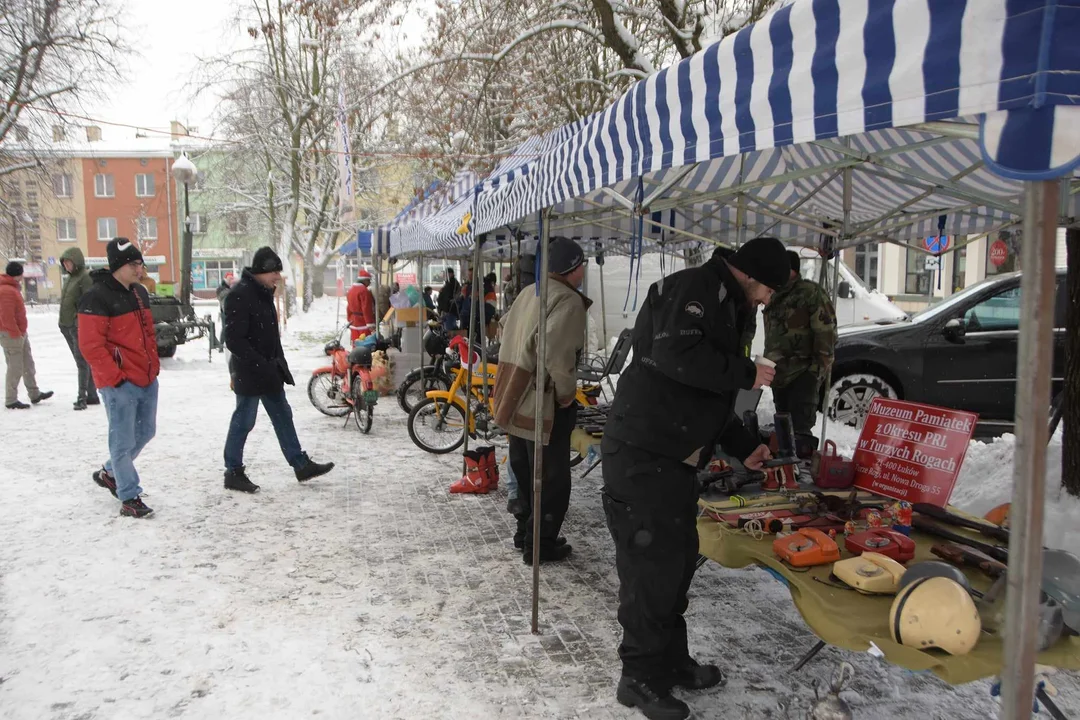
[828,373,898,427]
[158,342,177,358]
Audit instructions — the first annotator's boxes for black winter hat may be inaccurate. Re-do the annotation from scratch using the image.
[106,237,143,273]
[5,261,23,277]
[547,236,585,275]
[251,246,283,274]
[787,250,802,274]
[727,237,791,291]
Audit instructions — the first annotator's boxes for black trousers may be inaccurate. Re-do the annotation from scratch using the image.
[601,437,699,689]
[508,403,577,549]
[59,325,98,402]
[772,369,821,442]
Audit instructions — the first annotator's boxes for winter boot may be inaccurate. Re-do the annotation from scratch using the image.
[761,468,780,492]
[30,391,53,404]
[522,542,573,565]
[615,677,690,720]
[672,657,726,690]
[120,496,154,518]
[5,401,29,409]
[515,535,567,550]
[449,451,488,494]
[477,446,499,490]
[73,398,87,411]
[85,396,100,406]
[93,468,118,498]
[224,467,260,493]
[295,454,334,482]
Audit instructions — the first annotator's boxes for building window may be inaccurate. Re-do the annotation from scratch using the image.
[190,213,207,234]
[854,244,879,290]
[97,217,117,241]
[904,249,931,295]
[226,212,248,234]
[951,246,967,292]
[56,218,77,242]
[137,216,158,240]
[199,260,237,290]
[94,173,114,198]
[52,174,73,198]
[135,173,155,197]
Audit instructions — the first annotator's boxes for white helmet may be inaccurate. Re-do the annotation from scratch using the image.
[889,576,981,655]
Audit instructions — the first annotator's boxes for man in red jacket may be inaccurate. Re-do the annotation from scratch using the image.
[0,261,52,409]
[346,269,375,343]
[78,239,160,518]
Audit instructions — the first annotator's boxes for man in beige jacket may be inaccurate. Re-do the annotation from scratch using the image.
[492,237,589,565]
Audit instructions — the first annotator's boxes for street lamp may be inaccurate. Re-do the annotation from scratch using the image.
[172,154,197,306]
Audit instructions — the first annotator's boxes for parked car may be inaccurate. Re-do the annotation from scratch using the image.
[828,269,1068,433]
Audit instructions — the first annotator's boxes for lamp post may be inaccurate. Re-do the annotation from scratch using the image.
[172,154,197,306]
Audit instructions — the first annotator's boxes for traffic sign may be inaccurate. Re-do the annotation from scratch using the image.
[989,239,1009,267]
[924,255,941,271]
[924,235,950,254]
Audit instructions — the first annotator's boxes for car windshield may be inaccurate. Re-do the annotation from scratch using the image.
[908,275,1007,324]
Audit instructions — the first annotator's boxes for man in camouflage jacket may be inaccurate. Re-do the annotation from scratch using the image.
[763,251,837,457]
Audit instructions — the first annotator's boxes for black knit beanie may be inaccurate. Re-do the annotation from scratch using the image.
[106,238,144,273]
[547,236,585,275]
[251,246,283,274]
[5,261,23,277]
[727,237,791,291]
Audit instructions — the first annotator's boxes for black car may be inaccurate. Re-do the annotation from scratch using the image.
[829,269,1067,434]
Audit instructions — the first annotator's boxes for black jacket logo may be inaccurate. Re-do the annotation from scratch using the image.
[684,301,704,318]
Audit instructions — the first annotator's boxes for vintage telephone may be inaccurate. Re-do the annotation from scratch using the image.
[845,529,916,562]
[833,552,907,594]
[773,528,840,567]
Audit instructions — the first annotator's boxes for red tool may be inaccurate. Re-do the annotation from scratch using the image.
[810,440,856,489]
[844,529,916,562]
[773,528,841,567]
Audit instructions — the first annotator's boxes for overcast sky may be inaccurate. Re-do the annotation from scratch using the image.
[88,0,430,143]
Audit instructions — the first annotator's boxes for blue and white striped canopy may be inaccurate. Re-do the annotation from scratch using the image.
[388,0,1080,259]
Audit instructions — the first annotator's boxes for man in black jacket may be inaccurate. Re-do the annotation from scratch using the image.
[223,247,334,493]
[601,237,790,720]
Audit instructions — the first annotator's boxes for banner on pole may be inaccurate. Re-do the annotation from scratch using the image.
[336,85,356,225]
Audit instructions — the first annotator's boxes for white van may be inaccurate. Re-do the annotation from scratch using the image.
[584,252,905,355]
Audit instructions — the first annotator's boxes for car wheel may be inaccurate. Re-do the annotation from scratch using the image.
[828,373,897,427]
[158,342,177,358]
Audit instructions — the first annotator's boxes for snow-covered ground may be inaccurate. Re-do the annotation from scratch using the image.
[1,298,1076,719]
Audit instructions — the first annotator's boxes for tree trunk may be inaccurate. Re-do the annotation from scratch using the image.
[302,247,315,312]
[311,268,325,299]
[1063,228,1080,496]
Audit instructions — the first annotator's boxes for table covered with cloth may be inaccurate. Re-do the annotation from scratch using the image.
[697,496,1080,685]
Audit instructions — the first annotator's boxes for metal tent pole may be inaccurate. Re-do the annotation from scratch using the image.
[531,209,552,632]
[597,241,608,354]
[417,252,424,404]
[462,236,484,472]
[817,167,851,449]
[1001,179,1060,720]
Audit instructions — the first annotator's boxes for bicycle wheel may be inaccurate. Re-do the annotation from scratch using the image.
[351,375,373,434]
[308,370,350,417]
[396,372,451,414]
[408,397,467,454]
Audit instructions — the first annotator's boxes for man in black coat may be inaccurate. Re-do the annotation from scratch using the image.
[601,237,790,720]
[222,247,334,493]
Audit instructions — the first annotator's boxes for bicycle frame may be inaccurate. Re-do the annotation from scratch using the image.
[311,326,380,408]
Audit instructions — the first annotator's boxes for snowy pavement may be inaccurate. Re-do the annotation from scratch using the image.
[1,299,1077,719]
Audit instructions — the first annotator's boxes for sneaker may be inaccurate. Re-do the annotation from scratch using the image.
[30,391,53,404]
[93,468,118,498]
[5,401,29,409]
[120,496,153,518]
[522,543,573,566]
[85,396,101,406]
[671,657,726,690]
[295,454,334,482]
[616,677,690,720]
[224,467,260,493]
[73,399,88,411]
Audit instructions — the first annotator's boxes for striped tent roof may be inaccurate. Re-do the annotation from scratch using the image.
[388,0,1080,259]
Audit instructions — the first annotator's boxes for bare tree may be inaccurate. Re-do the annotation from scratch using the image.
[0,0,126,175]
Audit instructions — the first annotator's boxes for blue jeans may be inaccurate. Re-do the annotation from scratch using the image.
[100,380,159,501]
[224,391,305,471]
[506,458,519,499]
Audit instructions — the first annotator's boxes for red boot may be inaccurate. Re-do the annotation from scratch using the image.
[761,468,780,491]
[450,451,488,494]
[479,446,499,491]
[780,465,800,491]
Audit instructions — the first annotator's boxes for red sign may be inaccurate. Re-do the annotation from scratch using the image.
[395,272,417,286]
[989,239,1009,267]
[853,398,978,507]
[336,277,345,295]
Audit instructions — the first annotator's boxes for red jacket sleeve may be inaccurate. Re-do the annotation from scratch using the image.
[346,285,361,320]
[15,293,26,335]
[78,311,124,388]
[359,287,375,327]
